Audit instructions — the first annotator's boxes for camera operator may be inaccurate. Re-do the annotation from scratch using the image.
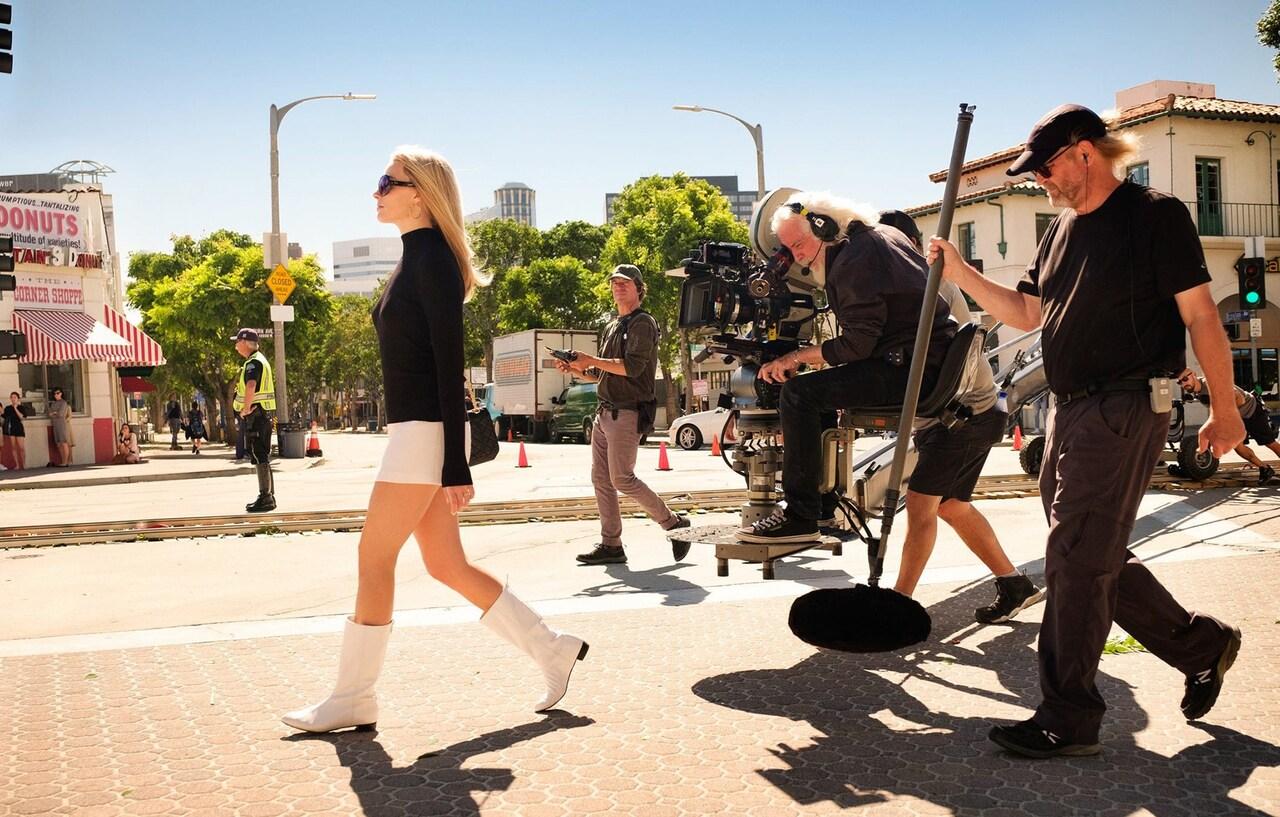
[929,103,1242,758]
[877,210,1044,624]
[556,264,690,566]
[736,193,957,544]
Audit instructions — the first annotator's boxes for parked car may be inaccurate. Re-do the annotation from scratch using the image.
[548,382,599,443]
[668,407,737,451]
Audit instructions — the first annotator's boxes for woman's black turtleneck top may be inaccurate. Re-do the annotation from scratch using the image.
[371,227,471,486]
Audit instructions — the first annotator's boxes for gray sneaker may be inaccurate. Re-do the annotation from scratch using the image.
[975,574,1045,624]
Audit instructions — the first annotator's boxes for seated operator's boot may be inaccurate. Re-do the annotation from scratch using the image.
[246,464,276,513]
[481,585,589,712]
[282,617,392,732]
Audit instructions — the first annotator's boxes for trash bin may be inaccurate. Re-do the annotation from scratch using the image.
[367,419,378,432]
[277,422,307,459]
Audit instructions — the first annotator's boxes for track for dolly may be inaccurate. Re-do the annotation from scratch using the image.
[0,464,1263,549]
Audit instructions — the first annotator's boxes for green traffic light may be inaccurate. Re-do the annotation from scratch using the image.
[1246,291,1262,305]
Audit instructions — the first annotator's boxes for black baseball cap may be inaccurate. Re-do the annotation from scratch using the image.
[1007,104,1108,176]
[231,328,259,342]
[877,209,921,242]
[608,264,643,287]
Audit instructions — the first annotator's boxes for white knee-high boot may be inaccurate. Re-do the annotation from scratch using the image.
[481,587,589,712]
[282,617,392,733]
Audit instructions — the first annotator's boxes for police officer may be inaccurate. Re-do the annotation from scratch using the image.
[232,328,277,512]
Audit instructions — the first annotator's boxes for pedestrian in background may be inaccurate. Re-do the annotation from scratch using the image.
[232,328,277,512]
[282,146,588,734]
[187,401,207,455]
[557,264,690,566]
[3,391,26,470]
[165,395,183,450]
[48,388,72,468]
[113,421,140,465]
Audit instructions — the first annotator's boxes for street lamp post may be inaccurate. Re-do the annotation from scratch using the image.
[268,92,375,423]
[1246,129,1276,209]
[672,104,765,201]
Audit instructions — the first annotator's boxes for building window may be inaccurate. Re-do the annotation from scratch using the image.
[353,246,370,258]
[17,361,86,417]
[1035,213,1056,244]
[1195,157,1224,236]
[957,222,976,261]
[1127,162,1149,187]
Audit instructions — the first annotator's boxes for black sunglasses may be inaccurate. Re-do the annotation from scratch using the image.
[377,174,415,196]
[1033,142,1077,179]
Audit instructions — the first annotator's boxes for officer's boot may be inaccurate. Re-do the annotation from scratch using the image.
[246,464,276,513]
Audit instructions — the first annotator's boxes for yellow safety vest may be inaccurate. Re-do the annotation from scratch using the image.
[234,351,277,411]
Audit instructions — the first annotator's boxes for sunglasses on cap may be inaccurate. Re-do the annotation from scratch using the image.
[1032,142,1077,180]
[376,174,415,196]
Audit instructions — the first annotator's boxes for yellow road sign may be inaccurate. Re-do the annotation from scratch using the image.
[267,263,296,304]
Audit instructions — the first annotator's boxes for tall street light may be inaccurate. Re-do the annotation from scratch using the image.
[673,104,765,201]
[268,92,375,424]
[1246,129,1276,209]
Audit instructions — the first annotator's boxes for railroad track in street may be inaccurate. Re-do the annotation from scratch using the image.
[0,464,1265,549]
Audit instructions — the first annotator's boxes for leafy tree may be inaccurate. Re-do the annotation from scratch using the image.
[600,173,748,418]
[498,256,610,331]
[541,220,612,270]
[127,235,331,438]
[311,293,383,430]
[1261,1,1280,80]
[465,219,542,376]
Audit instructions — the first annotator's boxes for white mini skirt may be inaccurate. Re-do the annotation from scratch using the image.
[375,421,471,485]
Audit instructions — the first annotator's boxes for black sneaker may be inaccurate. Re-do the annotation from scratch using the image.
[1259,466,1274,485]
[665,515,691,532]
[735,509,819,544]
[667,516,693,562]
[1181,626,1242,721]
[989,719,1101,758]
[975,574,1045,624]
[576,544,627,565]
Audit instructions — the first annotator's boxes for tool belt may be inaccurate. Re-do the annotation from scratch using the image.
[1053,377,1151,406]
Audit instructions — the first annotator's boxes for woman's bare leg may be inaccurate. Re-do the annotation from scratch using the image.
[354,482,440,625]
[414,489,502,611]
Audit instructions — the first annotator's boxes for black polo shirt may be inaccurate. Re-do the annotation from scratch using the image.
[1017,182,1210,396]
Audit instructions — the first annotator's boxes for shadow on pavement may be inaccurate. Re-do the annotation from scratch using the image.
[289,712,593,816]
[576,562,712,607]
[693,579,1278,816]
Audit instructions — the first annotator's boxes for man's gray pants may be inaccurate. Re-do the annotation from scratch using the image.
[1034,391,1232,744]
[592,408,678,547]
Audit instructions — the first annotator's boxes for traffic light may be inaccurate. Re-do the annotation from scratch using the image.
[0,4,11,74]
[0,330,25,359]
[1236,256,1266,307]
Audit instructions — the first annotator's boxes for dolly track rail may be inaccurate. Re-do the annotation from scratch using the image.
[0,464,1263,549]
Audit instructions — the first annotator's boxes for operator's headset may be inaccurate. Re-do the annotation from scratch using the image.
[786,202,841,242]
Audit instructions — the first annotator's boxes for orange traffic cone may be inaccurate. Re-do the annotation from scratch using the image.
[1012,424,1023,451]
[305,429,323,457]
[657,442,672,471]
[507,426,514,442]
[516,441,530,468]
[710,434,722,457]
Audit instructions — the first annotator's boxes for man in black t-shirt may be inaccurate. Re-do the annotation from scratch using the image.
[931,104,1243,759]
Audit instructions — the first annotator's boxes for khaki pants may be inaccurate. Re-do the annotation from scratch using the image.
[592,408,676,547]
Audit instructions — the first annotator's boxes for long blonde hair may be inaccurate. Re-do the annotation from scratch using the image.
[770,190,879,240]
[391,146,489,300]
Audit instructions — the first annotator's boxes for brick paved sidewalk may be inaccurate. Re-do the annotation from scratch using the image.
[3,553,1278,817]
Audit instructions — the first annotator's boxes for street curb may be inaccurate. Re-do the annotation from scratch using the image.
[0,456,325,492]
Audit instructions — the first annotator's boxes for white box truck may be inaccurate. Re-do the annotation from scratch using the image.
[491,328,599,442]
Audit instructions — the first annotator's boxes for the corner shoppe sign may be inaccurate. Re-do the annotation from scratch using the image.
[0,191,106,270]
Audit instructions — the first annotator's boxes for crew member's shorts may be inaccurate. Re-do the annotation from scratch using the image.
[909,407,1007,502]
[1244,405,1278,445]
[376,421,471,484]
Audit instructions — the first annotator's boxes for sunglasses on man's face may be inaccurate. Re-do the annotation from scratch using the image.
[377,174,415,196]
[1032,142,1077,180]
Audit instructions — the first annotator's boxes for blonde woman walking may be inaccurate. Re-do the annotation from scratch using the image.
[282,147,588,733]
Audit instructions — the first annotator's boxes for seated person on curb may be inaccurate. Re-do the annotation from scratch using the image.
[878,210,1044,624]
[737,192,957,545]
[1176,367,1279,484]
[113,421,141,465]
[555,264,690,566]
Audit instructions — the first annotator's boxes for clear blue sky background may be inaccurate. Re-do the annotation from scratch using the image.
[3,0,1278,278]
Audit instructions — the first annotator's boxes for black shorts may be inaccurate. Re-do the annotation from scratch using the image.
[909,407,1007,502]
[1244,406,1277,445]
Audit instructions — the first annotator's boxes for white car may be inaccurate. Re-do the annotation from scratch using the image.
[668,407,738,451]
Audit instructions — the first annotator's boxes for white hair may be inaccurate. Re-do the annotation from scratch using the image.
[770,191,879,240]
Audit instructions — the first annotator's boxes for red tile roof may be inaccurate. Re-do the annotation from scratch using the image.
[904,181,1045,218]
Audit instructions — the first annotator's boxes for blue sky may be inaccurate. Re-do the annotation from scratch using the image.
[3,0,1278,277]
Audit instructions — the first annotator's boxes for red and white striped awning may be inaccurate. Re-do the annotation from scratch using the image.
[13,310,133,364]
[103,305,167,366]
